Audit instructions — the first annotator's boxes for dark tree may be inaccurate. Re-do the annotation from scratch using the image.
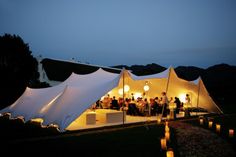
[0,34,39,108]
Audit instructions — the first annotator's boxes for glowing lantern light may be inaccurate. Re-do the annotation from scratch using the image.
[165,131,170,141]
[229,129,234,138]
[166,148,174,157]
[118,88,123,95]
[144,85,150,92]
[157,117,161,124]
[179,93,186,103]
[134,92,142,99]
[160,138,167,150]
[124,85,130,92]
[199,118,204,125]
[208,121,213,128]
[165,125,170,132]
[216,124,221,133]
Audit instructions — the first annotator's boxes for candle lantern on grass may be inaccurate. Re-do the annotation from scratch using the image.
[229,129,234,138]
[160,138,167,150]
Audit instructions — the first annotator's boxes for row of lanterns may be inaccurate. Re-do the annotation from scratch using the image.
[160,121,174,157]
[199,117,234,137]
[118,82,150,95]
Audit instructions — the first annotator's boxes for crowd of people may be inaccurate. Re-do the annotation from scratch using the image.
[92,92,191,117]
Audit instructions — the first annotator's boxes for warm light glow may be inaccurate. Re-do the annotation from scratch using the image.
[147,117,151,122]
[216,124,221,133]
[143,85,150,92]
[134,92,142,99]
[31,118,43,123]
[199,118,204,125]
[88,111,96,114]
[165,126,170,132]
[124,85,130,92]
[165,132,170,141]
[165,121,169,126]
[208,121,213,128]
[166,148,174,157]
[179,93,186,103]
[169,103,177,110]
[157,117,161,124]
[160,138,167,150]
[229,129,234,138]
[118,88,123,95]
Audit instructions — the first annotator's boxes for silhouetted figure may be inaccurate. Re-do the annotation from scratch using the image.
[111,96,119,110]
[174,97,181,114]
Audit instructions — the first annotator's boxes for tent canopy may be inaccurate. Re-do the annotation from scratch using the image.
[0,67,222,131]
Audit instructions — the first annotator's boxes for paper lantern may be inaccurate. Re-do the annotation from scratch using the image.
[160,138,167,150]
[144,84,150,92]
[124,85,130,92]
[229,129,234,138]
[118,88,123,95]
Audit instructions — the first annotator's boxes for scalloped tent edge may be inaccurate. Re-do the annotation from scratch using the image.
[0,67,222,132]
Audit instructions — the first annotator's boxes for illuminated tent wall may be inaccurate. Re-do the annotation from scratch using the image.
[0,68,121,131]
[0,67,222,132]
[110,67,222,113]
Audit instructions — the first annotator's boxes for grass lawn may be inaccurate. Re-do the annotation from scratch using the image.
[1,112,235,156]
[0,116,179,157]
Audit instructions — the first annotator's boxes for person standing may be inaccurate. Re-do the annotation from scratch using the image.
[161,92,169,117]
[184,94,191,117]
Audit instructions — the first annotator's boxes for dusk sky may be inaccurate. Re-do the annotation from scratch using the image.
[1,0,236,68]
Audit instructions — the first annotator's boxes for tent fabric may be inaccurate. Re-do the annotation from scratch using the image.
[197,78,223,113]
[109,67,222,114]
[0,67,222,132]
[1,68,121,131]
[190,77,200,85]
[128,67,170,80]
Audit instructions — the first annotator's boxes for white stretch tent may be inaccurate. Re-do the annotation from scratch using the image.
[1,68,121,131]
[110,67,222,114]
[0,67,222,131]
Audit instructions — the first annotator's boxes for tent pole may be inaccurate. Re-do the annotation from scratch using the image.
[122,68,125,125]
[161,67,171,120]
[196,78,200,116]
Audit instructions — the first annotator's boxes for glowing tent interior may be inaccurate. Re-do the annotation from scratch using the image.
[0,67,222,131]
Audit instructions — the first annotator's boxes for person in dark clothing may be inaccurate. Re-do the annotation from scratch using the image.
[111,96,119,110]
[174,97,181,114]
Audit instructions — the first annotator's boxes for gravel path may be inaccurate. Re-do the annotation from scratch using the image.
[169,122,236,157]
